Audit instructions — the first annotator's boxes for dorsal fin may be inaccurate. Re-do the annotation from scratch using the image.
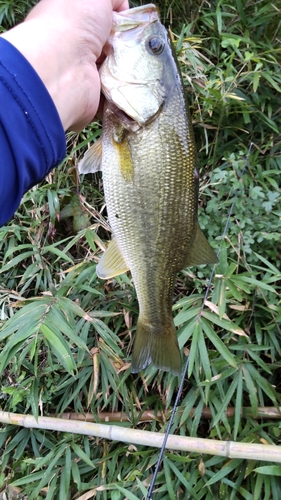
[184,222,218,267]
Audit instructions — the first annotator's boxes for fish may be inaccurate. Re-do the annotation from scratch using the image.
[79,4,218,376]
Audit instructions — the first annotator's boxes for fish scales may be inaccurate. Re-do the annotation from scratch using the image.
[79,4,218,375]
[102,98,195,369]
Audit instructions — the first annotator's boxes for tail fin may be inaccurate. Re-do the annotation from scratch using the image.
[131,318,181,376]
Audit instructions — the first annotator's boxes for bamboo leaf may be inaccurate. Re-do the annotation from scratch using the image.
[71,443,95,468]
[201,317,237,368]
[41,324,76,375]
[212,373,240,427]
[11,471,46,487]
[45,475,58,500]
[163,456,177,500]
[174,305,202,327]
[246,363,277,404]
[234,276,277,294]
[29,378,39,421]
[242,364,258,417]
[29,445,67,500]
[262,71,281,92]
[235,0,247,24]
[218,279,227,319]
[0,251,35,272]
[110,485,140,500]
[253,252,281,274]
[254,465,281,476]
[59,447,71,500]
[206,459,241,486]
[187,319,201,377]
[253,72,260,92]
[178,316,200,350]
[71,459,81,490]
[216,3,222,33]
[234,369,243,440]
[197,324,212,383]
[0,302,52,341]
[46,305,89,351]
[167,457,199,498]
[42,244,74,263]
[201,310,247,337]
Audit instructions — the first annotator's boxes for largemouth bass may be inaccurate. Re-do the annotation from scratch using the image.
[79,4,217,375]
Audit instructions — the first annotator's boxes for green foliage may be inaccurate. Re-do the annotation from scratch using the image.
[0,0,281,499]
[0,0,36,29]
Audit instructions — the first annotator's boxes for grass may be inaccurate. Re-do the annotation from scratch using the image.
[0,0,281,498]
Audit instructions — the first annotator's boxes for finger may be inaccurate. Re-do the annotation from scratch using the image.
[112,0,129,12]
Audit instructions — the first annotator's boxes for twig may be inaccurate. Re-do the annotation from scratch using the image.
[0,411,280,463]
[50,406,281,423]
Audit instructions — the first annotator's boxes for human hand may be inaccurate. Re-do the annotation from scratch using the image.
[1,0,129,131]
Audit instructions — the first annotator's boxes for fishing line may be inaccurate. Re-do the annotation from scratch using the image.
[146,355,189,500]
[146,142,253,499]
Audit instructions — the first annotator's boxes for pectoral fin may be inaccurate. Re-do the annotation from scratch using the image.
[78,138,102,174]
[96,238,130,279]
[185,222,218,267]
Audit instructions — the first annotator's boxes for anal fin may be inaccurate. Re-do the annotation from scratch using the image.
[97,238,130,279]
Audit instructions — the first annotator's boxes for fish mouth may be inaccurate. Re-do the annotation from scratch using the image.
[109,103,141,132]
[106,100,163,132]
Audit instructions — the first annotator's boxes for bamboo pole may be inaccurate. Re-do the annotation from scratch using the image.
[0,411,280,463]
[51,406,281,423]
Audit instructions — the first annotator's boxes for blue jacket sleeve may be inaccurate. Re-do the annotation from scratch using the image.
[0,37,66,226]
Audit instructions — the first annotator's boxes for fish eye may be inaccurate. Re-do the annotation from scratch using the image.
[147,36,165,55]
